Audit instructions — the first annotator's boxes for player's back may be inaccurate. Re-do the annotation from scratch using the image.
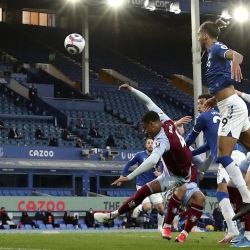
[206,42,236,94]
[161,120,192,177]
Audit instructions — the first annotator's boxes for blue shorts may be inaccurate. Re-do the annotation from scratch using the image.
[181,182,201,207]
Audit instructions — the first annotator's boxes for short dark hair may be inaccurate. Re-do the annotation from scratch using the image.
[198,94,212,100]
[141,111,160,124]
[200,19,228,39]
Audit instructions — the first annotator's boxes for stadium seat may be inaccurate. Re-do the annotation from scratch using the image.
[46,224,54,230]
[3,225,10,230]
[38,224,46,230]
[24,224,32,230]
[59,224,66,230]
[66,224,74,230]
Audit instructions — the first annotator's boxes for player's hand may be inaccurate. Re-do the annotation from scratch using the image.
[153,170,161,177]
[231,61,243,82]
[111,176,129,186]
[119,83,132,91]
[116,176,125,186]
[204,97,217,111]
[234,89,243,97]
[175,116,192,126]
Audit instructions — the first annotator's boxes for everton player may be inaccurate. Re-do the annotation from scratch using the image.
[120,137,164,230]
[186,94,240,243]
[198,19,250,220]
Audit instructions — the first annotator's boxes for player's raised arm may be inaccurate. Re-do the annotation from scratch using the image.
[225,50,243,82]
[119,83,170,122]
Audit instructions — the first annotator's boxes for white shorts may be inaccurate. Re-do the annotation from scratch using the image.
[217,164,230,184]
[156,170,186,193]
[136,185,163,205]
[182,182,201,207]
[217,94,250,139]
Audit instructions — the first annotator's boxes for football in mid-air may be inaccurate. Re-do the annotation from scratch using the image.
[64,33,85,55]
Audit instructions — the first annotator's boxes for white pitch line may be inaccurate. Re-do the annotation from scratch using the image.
[0,248,52,250]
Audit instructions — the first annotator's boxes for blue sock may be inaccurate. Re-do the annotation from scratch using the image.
[216,191,229,202]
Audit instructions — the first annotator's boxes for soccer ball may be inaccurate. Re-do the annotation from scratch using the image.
[64,33,85,55]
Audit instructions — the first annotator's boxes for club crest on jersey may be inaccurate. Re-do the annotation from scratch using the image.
[155,141,161,147]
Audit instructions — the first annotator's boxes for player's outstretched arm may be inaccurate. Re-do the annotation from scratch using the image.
[119,84,170,121]
[119,83,157,110]
[235,89,250,104]
[111,153,161,186]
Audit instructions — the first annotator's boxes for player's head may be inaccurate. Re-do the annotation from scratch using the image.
[176,124,184,136]
[198,19,228,50]
[198,94,212,113]
[145,137,154,153]
[141,111,161,138]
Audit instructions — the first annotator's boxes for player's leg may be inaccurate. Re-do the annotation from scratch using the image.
[217,95,250,220]
[176,186,205,243]
[132,185,152,218]
[239,128,250,151]
[149,193,164,231]
[228,186,250,247]
[162,184,186,240]
[216,165,239,243]
[94,179,162,222]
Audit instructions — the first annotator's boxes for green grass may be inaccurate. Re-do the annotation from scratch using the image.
[0,231,231,250]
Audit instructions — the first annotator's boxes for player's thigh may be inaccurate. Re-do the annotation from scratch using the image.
[239,128,250,151]
[148,192,163,206]
[174,184,187,200]
[181,183,200,207]
[155,172,185,193]
[245,169,250,188]
[218,136,238,156]
[217,94,248,156]
[142,201,151,211]
[188,191,206,207]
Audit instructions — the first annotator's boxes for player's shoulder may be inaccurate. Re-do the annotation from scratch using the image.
[196,112,207,121]
[212,42,229,52]
[136,151,146,157]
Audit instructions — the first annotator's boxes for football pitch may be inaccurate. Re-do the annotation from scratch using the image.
[0,231,233,250]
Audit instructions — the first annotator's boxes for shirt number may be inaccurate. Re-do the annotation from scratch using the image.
[176,131,186,148]
[213,115,221,124]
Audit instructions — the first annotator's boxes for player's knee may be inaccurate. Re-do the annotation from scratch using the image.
[191,192,205,207]
[143,205,151,212]
[154,203,164,213]
[174,185,186,200]
[216,156,233,168]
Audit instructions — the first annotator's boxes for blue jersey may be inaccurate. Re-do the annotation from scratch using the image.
[186,109,220,159]
[121,151,160,186]
[206,42,236,94]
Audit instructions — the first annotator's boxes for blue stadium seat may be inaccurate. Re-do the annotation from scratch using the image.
[59,224,66,230]
[24,224,32,230]
[38,224,46,230]
[46,224,54,230]
[66,224,74,230]
[3,225,10,230]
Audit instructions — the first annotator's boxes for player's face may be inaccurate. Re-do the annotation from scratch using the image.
[145,139,154,153]
[198,29,207,50]
[197,98,206,113]
[143,121,160,138]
